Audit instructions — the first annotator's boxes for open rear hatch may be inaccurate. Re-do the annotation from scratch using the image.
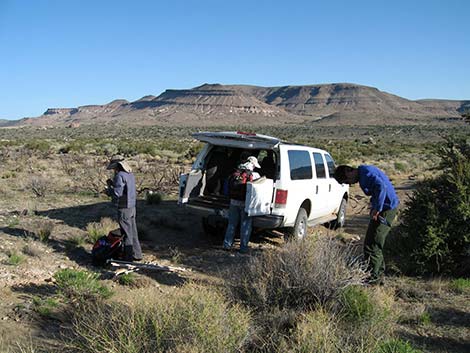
[179,132,280,209]
[192,131,282,150]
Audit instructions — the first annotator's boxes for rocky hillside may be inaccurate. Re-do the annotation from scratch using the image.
[9,83,470,127]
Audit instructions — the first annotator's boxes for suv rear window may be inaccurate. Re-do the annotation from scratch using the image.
[288,150,312,180]
[312,152,326,179]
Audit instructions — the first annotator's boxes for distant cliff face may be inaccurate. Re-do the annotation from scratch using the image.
[8,83,469,127]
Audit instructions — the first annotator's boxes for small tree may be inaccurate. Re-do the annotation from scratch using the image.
[394,137,470,275]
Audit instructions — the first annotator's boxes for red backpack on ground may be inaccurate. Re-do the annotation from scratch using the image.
[228,169,253,201]
[91,229,124,266]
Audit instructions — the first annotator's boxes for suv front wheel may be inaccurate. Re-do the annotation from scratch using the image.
[286,208,308,240]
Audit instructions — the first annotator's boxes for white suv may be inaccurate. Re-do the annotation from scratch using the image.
[178,131,349,238]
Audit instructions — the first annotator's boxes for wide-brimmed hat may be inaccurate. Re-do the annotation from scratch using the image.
[106,155,132,173]
[247,156,261,169]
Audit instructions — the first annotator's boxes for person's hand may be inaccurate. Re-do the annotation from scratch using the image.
[106,178,114,187]
[370,209,380,221]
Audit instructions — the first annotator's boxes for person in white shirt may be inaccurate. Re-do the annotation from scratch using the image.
[223,156,260,254]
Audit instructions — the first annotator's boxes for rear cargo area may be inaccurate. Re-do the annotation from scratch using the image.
[185,146,278,209]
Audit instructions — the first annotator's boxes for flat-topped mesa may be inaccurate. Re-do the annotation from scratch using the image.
[44,108,78,115]
[10,83,469,127]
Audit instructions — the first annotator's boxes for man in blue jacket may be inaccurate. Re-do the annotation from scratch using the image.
[106,156,142,262]
[335,165,399,284]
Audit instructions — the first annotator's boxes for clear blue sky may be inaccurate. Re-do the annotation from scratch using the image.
[1,0,469,119]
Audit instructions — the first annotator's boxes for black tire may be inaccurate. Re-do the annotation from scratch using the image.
[286,208,308,240]
[330,198,347,230]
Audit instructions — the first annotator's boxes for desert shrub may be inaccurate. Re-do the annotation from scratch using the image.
[86,217,117,243]
[54,269,113,301]
[145,190,162,204]
[227,235,368,311]
[169,247,182,264]
[6,215,19,228]
[389,137,470,275]
[32,296,60,318]
[117,273,136,286]
[449,278,470,293]
[340,286,375,322]
[24,140,51,153]
[416,311,432,326]
[36,219,55,242]
[278,288,397,353]
[377,339,423,353]
[27,176,51,198]
[6,251,25,266]
[66,235,86,248]
[393,162,407,173]
[22,242,43,257]
[64,285,251,353]
[287,308,339,353]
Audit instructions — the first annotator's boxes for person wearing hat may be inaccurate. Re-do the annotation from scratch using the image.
[223,155,261,254]
[334,165,399,284]
[106,155,142,261]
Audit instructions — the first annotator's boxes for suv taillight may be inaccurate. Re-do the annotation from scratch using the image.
[274,189,288,208]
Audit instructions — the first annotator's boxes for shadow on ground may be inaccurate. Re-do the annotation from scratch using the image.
[28,200,284,280]
[399,330,470,353]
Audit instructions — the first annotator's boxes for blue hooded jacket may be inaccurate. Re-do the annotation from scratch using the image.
[358,165,399,212]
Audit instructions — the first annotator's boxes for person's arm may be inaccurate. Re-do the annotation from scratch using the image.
[370,176,386,215]
[113,173,125,199]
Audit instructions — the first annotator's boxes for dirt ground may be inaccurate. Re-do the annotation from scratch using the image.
[0,177,469,352]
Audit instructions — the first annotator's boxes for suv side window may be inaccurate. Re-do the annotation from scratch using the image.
[324,154,336,178]
[288,150,312,180]
[312,152,326,179]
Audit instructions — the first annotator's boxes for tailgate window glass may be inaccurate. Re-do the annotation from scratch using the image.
[324,154,336,178]
[288,150,312,180]
[313,152,326,179]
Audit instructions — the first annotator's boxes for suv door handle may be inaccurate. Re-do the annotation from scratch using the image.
[316,185,319,194]
[329,184,331,192]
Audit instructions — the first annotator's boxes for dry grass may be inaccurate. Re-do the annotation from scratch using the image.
[86,217,118,243]
[22,241,43,257]
[35,219,55,242]
[64,284,251,353]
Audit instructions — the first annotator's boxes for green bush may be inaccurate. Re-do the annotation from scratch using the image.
[117,273,136,286]
[6,251,25,266]
[65,285,251,353]
[449,278,470,293]
[24,140,51,153]
[377,339,422,353]
[417,311,432,326]
[390,137,470,275]
[32,296,60,318]
[340,286,374,322]
[54,269,113,301]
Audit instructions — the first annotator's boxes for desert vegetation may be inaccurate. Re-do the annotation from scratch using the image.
[0,125,469,352]
[387,137,470,276]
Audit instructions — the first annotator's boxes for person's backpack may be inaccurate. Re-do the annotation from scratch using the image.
[92,229,124,266]
[228,169,253,201]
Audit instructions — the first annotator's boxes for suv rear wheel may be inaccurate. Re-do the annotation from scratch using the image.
[286,208,308,240]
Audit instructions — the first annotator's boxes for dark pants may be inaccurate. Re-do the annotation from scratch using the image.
[118,207,142,261]
[364,208,397,281]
